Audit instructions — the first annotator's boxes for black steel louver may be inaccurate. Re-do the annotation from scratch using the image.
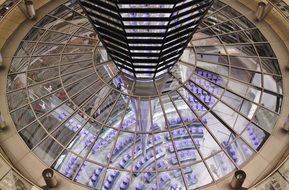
[78,0,214,79]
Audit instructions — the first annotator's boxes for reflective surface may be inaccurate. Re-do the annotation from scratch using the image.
[6,1,283,189]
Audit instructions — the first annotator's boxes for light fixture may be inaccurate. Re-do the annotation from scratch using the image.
[230,170,247,189]
[42,168,58,188]
[24,0,36,20]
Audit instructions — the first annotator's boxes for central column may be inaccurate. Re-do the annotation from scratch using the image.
[131,98,156,155]
[120,73,168,155]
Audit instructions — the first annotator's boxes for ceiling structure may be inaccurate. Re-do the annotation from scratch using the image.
[5,0,283,189]
[78,0,213,79]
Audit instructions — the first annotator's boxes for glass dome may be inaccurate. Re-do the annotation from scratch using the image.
[6,0,283,189]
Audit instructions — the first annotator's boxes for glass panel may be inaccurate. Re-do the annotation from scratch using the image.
[182,162,213,188]
[239,100,258,120]
[32,43,64,56]
[68,122,102,157]
[34,137,64,165]
[255,43,276,58]
[211,102,238,129]
[229,56,261,72]
[27,68,59,84]
[205,151,236,180]
[28,55,61,69]
[10,105,35,130]
[244,29,267,42]
[226,44,257,57]
[74,161,105,189]
[197,62,229,78]
[232,16,255,29]
[205,111,236,146]
[198,124,222,158]
[7,90,28,110]
[232,115,250,134]
[252,107,278,133]
[261,92,282,114]
[40,31,70,43]
[51,112,87,147]
[19,122,47,149]
[241,123,268,151]
[221,91,243,111]
[7,73,27,91]
[263,74,282,94]
[34,15,58,28]
[222,138,254,166]
[87,128,118,166]
[24,28,46,41]
[260,58,281,75]
[227,79,249,98]
[53,151,83,179]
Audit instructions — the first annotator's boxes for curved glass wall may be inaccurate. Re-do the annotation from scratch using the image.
[6,0,283,189]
